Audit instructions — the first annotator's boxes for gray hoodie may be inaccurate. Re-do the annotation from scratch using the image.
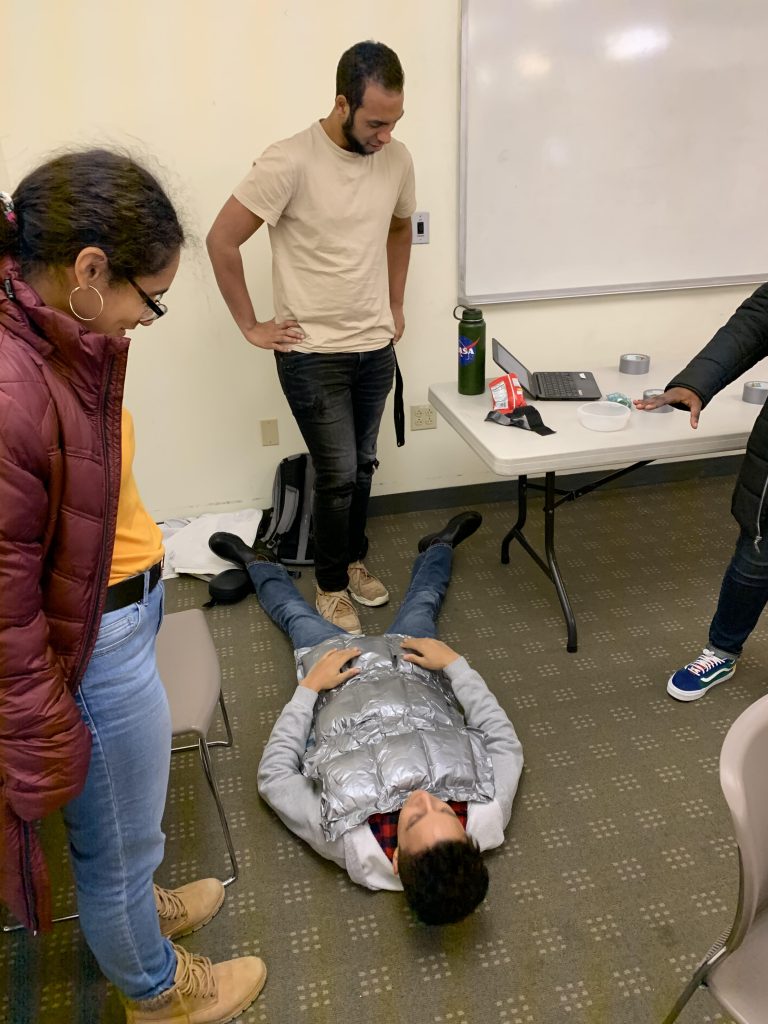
[257,654,523,891]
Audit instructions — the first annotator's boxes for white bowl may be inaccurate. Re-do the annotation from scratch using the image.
[577,401,631,432]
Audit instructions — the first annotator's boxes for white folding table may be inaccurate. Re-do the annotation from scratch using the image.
[429,360,768,652]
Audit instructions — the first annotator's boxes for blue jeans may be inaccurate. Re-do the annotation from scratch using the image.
[709,529,768,658]
[247,543,454,649]
[275,344,395,592]
[62,580,176,1002]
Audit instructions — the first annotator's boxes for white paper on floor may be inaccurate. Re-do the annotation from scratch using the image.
[162,508,263,579]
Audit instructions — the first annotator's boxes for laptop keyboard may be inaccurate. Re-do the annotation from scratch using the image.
[537,373,582,398]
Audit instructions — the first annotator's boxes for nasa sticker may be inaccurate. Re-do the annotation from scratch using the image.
[459,334,479,366]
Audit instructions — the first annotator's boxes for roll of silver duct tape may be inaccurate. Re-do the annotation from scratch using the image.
[742,381,768,405]
[643,388,672,413]
[619,353,651,374]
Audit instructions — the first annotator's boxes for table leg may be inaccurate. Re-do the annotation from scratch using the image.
[501,475,528,564]
[499,461,652,653]
[544,472,577,652]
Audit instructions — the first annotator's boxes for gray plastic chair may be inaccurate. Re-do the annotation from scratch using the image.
[156,608,238,888]
[2,607,237,932]
[662,691,768,1023]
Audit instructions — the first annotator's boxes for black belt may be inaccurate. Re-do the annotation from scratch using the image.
[394,350,405,448]
[103,561,163,613]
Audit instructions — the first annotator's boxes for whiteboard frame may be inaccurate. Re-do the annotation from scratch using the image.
[458,0,768,305]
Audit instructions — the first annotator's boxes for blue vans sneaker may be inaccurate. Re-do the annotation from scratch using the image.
[667,648,737,701]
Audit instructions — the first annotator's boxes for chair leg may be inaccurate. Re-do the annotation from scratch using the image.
[172,691,234,753]
[3,909,79,933]
[661,943,729,1024]
[206,691,234,750]
[197,737,239,887]
[4,700,239,931]
[661,964,711,1024]
[52,911,79,924]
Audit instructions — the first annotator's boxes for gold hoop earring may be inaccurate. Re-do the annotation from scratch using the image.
[68,285,104,322]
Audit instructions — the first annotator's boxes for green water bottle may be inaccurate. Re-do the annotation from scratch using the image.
[454,305,486,395]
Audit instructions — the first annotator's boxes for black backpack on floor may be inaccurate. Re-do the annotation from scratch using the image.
[257,452,315,566]
[206,453,314,606]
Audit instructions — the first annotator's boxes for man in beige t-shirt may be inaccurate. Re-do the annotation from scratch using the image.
[207,41,416,634]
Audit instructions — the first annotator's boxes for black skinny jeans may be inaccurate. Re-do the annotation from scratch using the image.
[275,343,395,592]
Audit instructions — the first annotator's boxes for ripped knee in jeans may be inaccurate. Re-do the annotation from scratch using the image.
[357,457,379,482]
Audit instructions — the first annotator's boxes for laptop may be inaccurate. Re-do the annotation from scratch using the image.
[492,338,602,401]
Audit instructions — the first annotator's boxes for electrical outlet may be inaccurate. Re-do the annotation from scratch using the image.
[410,404,437,430]
[260,419,279,446]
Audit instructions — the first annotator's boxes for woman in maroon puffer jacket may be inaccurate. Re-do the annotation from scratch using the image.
[0,152,266,1022]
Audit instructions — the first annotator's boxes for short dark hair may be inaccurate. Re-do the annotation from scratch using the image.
[336,40,404,116]
[0,148,184,280]
[398,838,489,925]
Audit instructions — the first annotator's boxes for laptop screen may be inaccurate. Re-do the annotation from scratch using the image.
[492,339,534,393]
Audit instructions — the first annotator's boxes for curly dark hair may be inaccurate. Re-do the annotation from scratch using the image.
[336,40,404,117]
[0,148,183,280]
[398,838,489,925]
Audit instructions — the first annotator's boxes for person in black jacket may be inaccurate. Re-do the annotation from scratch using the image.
[635,282,768,701]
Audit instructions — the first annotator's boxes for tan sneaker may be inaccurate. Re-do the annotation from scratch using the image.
[316,586,362,634]
[347,561,389,607]
[155,879,225,940]
[126,943,266,1023]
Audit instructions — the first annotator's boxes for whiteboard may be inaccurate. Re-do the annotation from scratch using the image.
[459,0,768,304]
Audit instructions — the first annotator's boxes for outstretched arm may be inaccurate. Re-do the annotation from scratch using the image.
[635,283,768,427]
[206,195,304,351]
[400,638,523,825]
[0,391,92,824]
[257,687,345,863]
[445,658,523,826]
[387,214,412,344]
[633,386,703,428]
[400,637,458,670]
[257,650,360,864]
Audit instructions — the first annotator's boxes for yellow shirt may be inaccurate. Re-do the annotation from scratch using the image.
[109,408,164,585]
[234,121,416,353]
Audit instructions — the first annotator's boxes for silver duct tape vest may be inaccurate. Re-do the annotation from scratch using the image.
[296,634,495,841]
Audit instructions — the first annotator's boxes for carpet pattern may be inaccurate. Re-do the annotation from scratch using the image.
[2,474,760,1023]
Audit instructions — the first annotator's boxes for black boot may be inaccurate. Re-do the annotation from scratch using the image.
[417,511,483,553]
[208,531,277,567]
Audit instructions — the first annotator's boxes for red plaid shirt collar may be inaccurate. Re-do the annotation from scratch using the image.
[368,802,468,862]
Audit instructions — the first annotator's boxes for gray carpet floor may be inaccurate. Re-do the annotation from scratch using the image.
[2,473,761,1024]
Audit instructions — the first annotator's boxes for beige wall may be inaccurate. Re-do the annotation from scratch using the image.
[2,0,754,519]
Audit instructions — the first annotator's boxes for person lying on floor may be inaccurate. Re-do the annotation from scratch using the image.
[209,512,523,925]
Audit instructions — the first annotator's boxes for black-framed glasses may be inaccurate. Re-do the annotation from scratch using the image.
[127,277,168,324]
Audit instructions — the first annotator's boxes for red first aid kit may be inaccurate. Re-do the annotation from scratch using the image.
[489,373,526,413]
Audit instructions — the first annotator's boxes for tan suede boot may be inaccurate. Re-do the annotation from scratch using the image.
[347,561,389,607]
[125,943,267,1024]
[315,586,362,634]
[154,880,225,939]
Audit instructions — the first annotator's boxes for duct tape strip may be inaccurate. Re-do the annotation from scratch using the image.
[485,406,555,436]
